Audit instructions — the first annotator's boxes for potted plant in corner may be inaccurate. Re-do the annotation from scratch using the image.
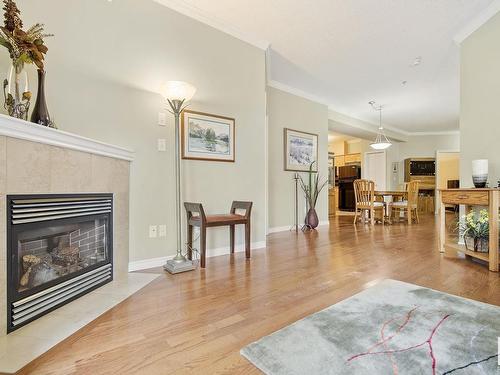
[457,209,489,253]
[299,161,328,230]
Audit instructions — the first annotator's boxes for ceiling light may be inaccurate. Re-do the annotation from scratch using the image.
[369,101,392,150]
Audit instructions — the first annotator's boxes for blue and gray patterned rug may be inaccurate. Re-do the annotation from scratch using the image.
[241,279,500,374]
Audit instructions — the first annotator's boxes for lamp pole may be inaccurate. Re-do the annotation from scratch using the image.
[160,81,197,274]
[170,99,185,263]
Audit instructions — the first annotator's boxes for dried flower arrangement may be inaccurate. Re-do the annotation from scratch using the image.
[0,0,52,120]
[0,0,51,69]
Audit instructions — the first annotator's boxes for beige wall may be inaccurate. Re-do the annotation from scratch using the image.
[398,134,460,161]
[437,152,460,189]
[460,12,500,188]
[1,0,267,263]
[329,140,345,155]
[328,138,369,155]
[267,87,329,229]
[0,136,130,335]
[392,134,460,189]
[347,140,369,155]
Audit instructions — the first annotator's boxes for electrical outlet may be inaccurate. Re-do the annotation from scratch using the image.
[157,139,166,152]
[149,225,157,238]
[159,224,167,237]
[158,112,167,126]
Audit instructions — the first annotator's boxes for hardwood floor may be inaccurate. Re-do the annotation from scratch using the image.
[18,215,500,375]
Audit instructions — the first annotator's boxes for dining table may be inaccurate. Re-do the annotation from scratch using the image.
[374,190,407,223]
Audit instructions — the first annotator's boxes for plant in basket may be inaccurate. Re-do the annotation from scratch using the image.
[456,209,489,253]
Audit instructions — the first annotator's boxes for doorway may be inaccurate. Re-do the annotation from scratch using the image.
[435,151,460,213]
[363,151,387,191]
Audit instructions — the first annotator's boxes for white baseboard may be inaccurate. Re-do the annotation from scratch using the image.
[267,225,291,234]
[128,240,267,272]
[268,220,330,234]
[128,256,173,272]
[205,240,266,258]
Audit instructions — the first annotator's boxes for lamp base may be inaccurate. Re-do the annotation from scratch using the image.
[164,258,196,274]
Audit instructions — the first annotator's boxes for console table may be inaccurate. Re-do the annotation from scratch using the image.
[439,188,499,272]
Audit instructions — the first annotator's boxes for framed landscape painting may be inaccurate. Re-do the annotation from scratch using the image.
[181,110,235,162]
[284,128,318,172]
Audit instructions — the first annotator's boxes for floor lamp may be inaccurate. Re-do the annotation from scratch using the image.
[160,81,197,274]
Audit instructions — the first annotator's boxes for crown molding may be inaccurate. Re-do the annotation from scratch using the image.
[454,0,500,44]
[267,80,330,107]
[153,0,270,50]
[267,80,460,137]
[408,130,460,136]
[268,81,407,137]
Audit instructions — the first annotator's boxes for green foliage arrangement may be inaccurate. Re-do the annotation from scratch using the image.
[457,209,489,240]
[299,162,328,210]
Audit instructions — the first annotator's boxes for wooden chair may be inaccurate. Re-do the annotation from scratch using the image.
[184,201,252,268]
[353,179,385,225]
[390,180,419,224]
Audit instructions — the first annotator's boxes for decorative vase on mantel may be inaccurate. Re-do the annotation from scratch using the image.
[3,61,31,120]
[30,69,53,128]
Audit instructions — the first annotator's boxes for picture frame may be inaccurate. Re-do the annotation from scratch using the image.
[284,128,318,172]
[181,110,235,162]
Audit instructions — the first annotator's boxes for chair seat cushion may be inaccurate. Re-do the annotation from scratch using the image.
[392,200,408,207]
[358,201,384,208]
[391,200,417,208]
[191,214,246,225]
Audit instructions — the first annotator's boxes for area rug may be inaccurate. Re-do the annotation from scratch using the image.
[241,279,500,374]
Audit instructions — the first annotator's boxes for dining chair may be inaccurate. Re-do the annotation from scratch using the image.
[390,180,419,224]
[353,179,385,225]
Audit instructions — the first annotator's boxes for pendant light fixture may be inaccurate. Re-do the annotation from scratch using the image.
[369,101,392,150]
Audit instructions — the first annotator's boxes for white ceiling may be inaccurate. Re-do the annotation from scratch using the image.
[155,0,497,133]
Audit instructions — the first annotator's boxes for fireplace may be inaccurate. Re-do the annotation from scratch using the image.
[7,194,113,332]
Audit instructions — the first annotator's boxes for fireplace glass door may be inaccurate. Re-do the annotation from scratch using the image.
[7,194,113,332]
[15,216,110,294]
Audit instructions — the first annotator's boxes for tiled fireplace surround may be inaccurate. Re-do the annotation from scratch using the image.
[0,115,133,337]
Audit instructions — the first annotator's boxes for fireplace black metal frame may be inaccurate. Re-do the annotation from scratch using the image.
[6,193,114,333]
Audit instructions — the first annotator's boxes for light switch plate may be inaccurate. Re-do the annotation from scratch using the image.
[159,224,167,237]
[149,225,157,238]
[158,112,167,126]
[157,139,166,152]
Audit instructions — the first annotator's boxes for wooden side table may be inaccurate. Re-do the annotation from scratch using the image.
[439,188,499,272]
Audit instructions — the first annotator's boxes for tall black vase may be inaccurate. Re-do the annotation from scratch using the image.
[30,69,52,127]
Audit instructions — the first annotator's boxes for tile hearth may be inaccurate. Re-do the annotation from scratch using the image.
[0,272,159,374]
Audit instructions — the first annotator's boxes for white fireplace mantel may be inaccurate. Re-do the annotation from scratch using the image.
[0,114,134,161]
